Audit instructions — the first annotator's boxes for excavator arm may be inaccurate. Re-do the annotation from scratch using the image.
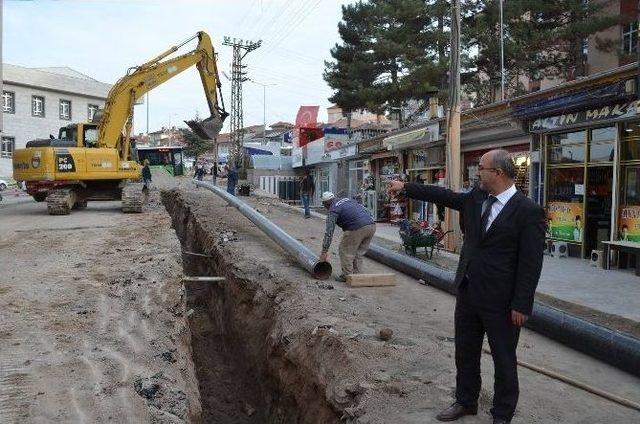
[97,31,228,160]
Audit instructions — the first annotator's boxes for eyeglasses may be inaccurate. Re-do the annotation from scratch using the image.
[478,165,499,173]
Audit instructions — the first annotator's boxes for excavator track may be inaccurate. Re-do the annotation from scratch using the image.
[46,188,77,215]
[121,182,145,213]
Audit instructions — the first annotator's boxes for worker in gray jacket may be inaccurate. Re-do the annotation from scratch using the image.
[319,192,376,282]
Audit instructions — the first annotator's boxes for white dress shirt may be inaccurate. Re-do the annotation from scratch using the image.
[485,184,517,231]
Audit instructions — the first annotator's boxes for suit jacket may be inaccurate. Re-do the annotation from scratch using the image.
[405,183,545,315]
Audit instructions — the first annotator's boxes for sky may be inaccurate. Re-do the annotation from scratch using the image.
[3,0,353,135]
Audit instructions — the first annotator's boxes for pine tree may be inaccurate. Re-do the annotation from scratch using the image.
[181,117,211,164]
[324,0,445,126]
[464,0,618,105]
[323,1,378,125]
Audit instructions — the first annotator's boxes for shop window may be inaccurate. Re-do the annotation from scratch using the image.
[619,166,640,241]
[547,131,585,164]
[589,126,615,162]
[547,167,584,202]
[411,150,429,169]
[623,166,640,205]
[621,121,640,161]
[513,153,530,196]
[348,160,371,199]
[546,167,584,242]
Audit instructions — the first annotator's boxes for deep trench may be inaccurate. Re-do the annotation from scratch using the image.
[163,191,341,423]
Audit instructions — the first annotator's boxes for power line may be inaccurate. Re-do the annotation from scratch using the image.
[255,0,323,62]
[250,0,319,65]
[236,0,259,29]
[246,0,303,42]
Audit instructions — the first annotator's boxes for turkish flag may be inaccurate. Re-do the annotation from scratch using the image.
[295,106,319,128]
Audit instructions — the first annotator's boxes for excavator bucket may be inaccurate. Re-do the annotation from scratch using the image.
[185,112,228,140]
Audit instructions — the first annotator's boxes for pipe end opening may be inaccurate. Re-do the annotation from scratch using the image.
[313,262,332,280]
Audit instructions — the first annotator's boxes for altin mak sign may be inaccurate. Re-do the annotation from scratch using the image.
[530,100,640,132]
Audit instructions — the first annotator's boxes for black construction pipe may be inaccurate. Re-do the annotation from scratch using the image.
[194,181,332,280]
[365,244,640,378]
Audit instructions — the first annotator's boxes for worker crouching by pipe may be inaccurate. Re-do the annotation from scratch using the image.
[319,192,376,282]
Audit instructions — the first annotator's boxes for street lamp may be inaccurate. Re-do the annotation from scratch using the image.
[249,79,277,139]
[168,113,178,129]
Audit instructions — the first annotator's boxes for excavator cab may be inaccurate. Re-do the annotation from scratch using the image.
[58,123,99,147]
[58,125,78,144]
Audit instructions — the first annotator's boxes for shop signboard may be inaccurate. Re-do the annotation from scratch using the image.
[618,206,640,242]
[358,137,383,154]
[327,144,357,161]
[324,127,350,152]
[307,138,333,165]
[530,99,640,131]
[546,201,583,242]
[292,146,304,168]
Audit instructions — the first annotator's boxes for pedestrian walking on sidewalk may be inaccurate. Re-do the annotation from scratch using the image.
[194,164,205,181]
[388,149,545,424]
[142,159,152,190]
[318,191,376,283]
[300,170,315,218]
[211,163,218,185]
[226,163,238,195]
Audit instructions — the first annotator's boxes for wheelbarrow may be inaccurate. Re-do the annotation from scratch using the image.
[398,220,452,258]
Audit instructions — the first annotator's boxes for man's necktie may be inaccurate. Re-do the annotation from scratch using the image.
[481,196,498,235]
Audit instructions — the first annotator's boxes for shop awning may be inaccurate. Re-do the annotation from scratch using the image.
[370,151,399,161]
[243,146,274,156]
[383,127,427,151]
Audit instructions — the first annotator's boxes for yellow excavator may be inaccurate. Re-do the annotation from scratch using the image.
[12,31,227,214]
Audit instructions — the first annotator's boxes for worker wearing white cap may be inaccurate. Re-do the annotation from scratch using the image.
[319,191,376,282]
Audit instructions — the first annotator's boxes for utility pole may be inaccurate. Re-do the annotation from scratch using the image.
[499,0,505,101]
[222,37,261,172]
[445,0,462,252]
[146,92,149,135]
[636,0,640,99]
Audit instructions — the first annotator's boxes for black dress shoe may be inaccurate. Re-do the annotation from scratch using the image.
[493,419,510,424]
[436,402,478,421]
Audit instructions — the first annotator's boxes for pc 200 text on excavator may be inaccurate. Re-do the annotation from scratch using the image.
[12,31,227,215]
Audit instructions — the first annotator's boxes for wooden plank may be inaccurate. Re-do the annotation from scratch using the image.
[182,276,226,282]
[346,273,396,287]
[181,250,215,258]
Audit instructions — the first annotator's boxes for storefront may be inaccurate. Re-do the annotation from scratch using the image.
[347,158,371,202]
[378,123,448,224]
[527,98,640,258]
[356,135,404,222]
[380,122,446,224]
[371,152,404,222]
[406,145,446,222]
[616,120,640,243]
[460,106,532,195]
[462,145,531,195]
[305,137,338,206]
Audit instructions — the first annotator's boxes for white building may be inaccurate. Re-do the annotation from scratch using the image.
[1,64,111,177]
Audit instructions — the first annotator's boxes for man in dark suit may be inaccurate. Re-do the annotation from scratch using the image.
[388,149,545,424]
